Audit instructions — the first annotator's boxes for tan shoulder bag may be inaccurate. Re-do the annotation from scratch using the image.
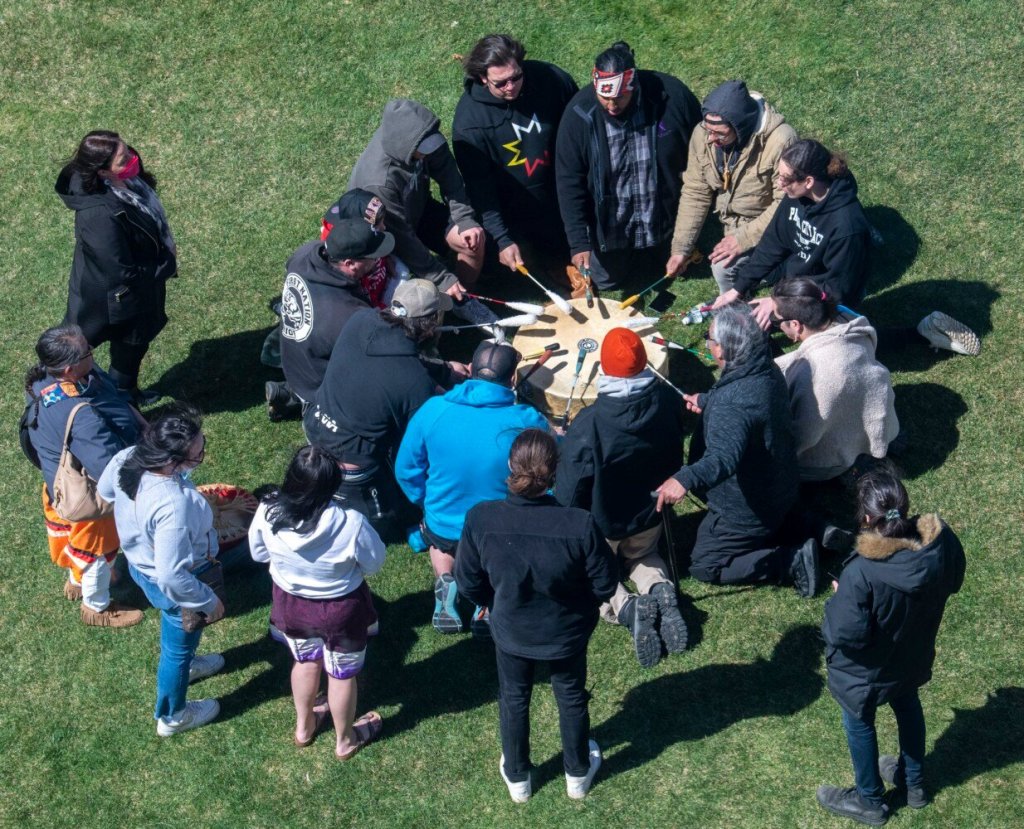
[51,402,114,522]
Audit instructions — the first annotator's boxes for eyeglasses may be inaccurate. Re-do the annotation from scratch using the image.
[186,435,207,464]
[704,334,718,346]
[703,123,733,141]
[488,70,523,90]
[76,349,93,362]
[776,172,802,186]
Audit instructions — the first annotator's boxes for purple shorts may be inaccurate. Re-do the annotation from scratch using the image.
[269,581,378,679]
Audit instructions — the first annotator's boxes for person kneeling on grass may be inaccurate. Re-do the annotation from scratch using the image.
[248,446,386,759]
[456,430,617,803]
[817,469,965,826]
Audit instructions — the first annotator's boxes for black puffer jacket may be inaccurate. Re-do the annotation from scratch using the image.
[675,347,798,535]
[456,494,617,660]
[823,515,966,718]
[555,373,685,539]
[452,60,578,250]
[55,166,176,346]
[555,70,701,256]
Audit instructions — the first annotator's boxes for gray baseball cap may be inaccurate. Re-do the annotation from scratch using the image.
[390,278,454,318]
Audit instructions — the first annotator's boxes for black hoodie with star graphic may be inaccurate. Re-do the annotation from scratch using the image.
[452,60,577,251]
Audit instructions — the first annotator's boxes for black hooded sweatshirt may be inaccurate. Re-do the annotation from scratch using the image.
[733,174,871,305]
[452,60,578,251]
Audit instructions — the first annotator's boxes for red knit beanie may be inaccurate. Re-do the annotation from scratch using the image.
[601,328,647,377]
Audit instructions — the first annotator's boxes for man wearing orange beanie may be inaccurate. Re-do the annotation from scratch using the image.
[554,327,688,667]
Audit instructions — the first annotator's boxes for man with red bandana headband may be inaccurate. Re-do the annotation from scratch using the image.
[555,42,700,291]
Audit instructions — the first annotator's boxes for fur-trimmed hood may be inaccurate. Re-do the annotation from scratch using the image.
[853,514,954,596]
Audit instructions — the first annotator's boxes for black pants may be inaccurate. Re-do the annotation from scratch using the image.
[689,511,796,586]
[106,340,150,390]
[495,646,591,783]
[586,241,670,290]
[332,464,417,544]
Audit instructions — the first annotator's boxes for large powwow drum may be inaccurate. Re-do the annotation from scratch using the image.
[513,297,669,423]
[198,484,259,550]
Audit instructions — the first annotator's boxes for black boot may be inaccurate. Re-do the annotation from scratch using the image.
[650,583,688,653]
[816,785,888,826]
[265,381,303,422]
[788,538,821,598]
[618,594,661,668]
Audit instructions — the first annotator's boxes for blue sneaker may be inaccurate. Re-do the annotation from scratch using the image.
[432,574,463,633]
[406,526,428,552]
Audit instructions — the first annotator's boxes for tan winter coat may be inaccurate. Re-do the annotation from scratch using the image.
[670,94,797,259]
[775,315,899,481]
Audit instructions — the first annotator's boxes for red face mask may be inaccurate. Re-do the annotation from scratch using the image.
[116,153,141,180]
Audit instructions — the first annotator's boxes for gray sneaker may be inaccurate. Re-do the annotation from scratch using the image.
[188,653,225,684]
[917,311,981,356]
[156,699,220,736]
[878,754,928,808]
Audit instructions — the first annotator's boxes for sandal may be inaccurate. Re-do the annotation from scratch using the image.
[336,710,382,761]
[294,699,331,747]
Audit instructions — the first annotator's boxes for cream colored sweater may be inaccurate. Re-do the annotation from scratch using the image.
[775,315,899,481]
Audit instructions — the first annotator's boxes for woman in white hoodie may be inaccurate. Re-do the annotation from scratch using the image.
[771,277,899,482]
[249,446,386,759]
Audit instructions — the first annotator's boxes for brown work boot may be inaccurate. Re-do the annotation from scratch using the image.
[565,265,590,300]
[81,602,144,628]
[63,580,83,601]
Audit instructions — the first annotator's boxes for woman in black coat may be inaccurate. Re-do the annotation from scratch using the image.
[456,429,617,803]
[817,470,965,826]
[56,130,177,404]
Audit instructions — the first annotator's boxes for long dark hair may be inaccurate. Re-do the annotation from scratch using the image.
[25,324,88,392]
[262,446,343,533]
[507,428,557,498]
[377,308,440,345]
[463,34,525,79]
[67,130,157,193]
[772,277,839,330]
[594,41,635,73]
[780,138,849,184]
[118,402,202,499]
[856,468,920,541]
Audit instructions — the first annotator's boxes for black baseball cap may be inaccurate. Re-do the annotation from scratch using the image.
[325,218,395,261]
[471,340,521,384]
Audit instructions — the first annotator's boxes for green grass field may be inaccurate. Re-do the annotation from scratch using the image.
[2,1,1022,826]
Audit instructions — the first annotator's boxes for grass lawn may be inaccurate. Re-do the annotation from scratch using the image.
[1,1,1022,826]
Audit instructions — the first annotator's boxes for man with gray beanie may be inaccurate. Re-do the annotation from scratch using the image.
[396,339,548,635]
[666,80,797,294]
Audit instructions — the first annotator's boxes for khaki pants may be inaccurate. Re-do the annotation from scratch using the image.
[600,524,671,624]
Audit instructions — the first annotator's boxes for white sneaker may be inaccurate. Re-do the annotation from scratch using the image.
[499,754,532,803]
[565,739,602,799]
[188,653,225,684]
[917,311,981,356]
[156,699,220,736]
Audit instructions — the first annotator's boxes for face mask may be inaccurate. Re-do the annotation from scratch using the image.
[117,153,141,180]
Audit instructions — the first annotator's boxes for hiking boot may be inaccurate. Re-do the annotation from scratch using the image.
[789,538,821,598]
[823,525,856,555]
[432,574,463,633]
[189,653,226,684]
[265,381,302,422]
[470,606,491,641]
[64,580,83,601]
[80,602,144,628]
[878,755,928,808]
[565,740,602,799]
[651,583,688,653]
[917,311,981,356]
[816,785,888,826]
[619,594,661,668]
[156,699,220,737]
[499,754,532,803]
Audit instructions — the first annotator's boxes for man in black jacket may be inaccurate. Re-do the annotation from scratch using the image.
[452,34,577,281]
[555,328,688,667]
[304,279,465,539]
[555,42,701,290]
[655,304,820,596]
[268,220,395,419]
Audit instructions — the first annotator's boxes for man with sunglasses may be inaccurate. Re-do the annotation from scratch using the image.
[666,80,798,295]
[452,34,578,282]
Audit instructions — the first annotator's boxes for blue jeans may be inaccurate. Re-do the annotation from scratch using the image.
[842,690,925,805]
[129,564,203,720]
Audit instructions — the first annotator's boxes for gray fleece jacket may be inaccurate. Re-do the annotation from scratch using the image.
[348,99,479,291]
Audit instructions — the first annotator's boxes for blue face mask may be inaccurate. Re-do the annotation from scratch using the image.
[179,469,193,481]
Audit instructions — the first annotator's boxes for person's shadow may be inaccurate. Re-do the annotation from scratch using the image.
[863,205,921,295]
[150,327,279,413]
[578,624,823,784]
[890,382,968,479]
[926,687,1024,796]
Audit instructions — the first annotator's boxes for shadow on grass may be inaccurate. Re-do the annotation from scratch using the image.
[863,206,921,296]
[928,687,1024,795]
[151,326,280,414]
[891,382,968,479]
[581,624,823,785]
[215,634,291,722]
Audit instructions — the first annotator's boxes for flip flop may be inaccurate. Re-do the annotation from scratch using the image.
[294,699,332,747]
[336,711,382,761]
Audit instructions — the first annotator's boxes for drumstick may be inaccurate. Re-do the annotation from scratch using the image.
[515,264,573,315]
[579,266,595,308]
[522,342,560,361]
[560,345,590,428]
[437,313,538,333]
[516,347,557,388]
[619,252,704,309]
[466,293,545,316]
[650,335,714,361]
[648,365,687,398]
